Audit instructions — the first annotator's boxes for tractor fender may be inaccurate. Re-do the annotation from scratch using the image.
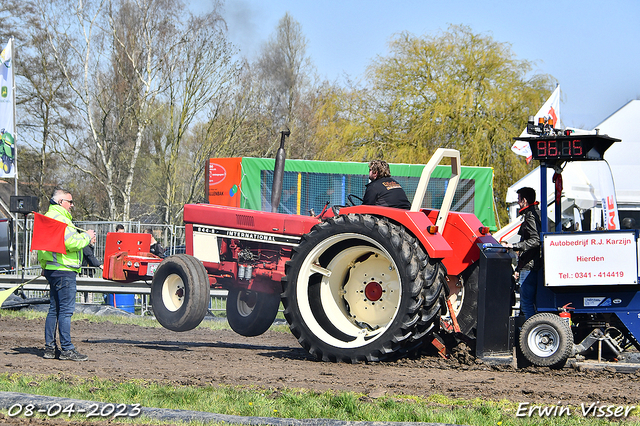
[338,205,453,259]
[427,210,498,276]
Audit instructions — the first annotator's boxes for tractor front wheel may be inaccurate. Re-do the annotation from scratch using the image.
[151,254,209,332]
[226,289,281,337]
[282,214,445,363]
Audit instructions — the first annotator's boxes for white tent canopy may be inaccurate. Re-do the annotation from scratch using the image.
[593,100,640,208]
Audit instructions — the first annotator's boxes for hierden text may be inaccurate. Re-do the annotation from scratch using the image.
[544,231,637,287]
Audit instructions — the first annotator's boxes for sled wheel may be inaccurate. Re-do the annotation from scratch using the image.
[282,214,444,363]
[519,312,574,368]
[151,254,209,332]
[226,289,281,337]
[446,262,479,339]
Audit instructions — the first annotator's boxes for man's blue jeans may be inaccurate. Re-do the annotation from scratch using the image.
[519,269,538,320]
[45,275,77,351]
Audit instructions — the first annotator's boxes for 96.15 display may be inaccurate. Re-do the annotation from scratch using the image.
[534,138,584,160]
[514,134,620,162]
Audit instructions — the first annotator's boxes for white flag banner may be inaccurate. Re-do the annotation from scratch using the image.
[510,140,532,163]
[512,85,561,164]
[0,38,15,178]
[598,162,620,230]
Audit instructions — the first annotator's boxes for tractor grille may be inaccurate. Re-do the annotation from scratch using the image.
[236,214,255,227]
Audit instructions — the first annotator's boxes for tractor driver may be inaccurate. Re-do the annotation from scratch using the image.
[362,160,411,209]
[501,187,542,320]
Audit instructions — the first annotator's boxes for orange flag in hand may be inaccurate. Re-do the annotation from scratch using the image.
[31,212,67,254]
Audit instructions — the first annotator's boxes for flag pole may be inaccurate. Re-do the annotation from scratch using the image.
[8,36,20,276]
[11,36,16,197]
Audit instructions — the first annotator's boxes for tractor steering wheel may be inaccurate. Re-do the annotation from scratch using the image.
[347,194,363,206]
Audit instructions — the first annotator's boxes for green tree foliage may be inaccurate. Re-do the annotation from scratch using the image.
[314,25,556,225]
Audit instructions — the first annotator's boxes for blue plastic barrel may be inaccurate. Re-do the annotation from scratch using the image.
[107,293,135,313]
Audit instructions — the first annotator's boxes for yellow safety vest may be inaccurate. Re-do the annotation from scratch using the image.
[37,204,90,273]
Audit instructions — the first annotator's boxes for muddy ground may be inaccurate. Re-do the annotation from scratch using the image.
[1,310,640,424]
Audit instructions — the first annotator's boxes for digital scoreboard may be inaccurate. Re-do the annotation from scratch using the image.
[513,134,620,162]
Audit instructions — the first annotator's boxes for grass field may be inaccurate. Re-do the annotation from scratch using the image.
[0,309,636,426]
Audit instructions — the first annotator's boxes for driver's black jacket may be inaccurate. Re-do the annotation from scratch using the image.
[362,177,410,209]
[513,202,542,272]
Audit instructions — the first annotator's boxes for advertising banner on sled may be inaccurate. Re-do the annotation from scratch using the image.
[207,158,242,207]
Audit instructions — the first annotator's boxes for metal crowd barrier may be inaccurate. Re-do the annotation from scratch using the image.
[0,272,229,314]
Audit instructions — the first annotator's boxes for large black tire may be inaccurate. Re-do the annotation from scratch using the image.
[409,263,447,345]
[519,313,574,368]
[447,262,479,340]
[151,254,209,332]
[226,289,281,337]
[282,214,445,363]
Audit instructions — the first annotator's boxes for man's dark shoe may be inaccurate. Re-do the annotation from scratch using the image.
[59,349,88,362]
[43,347,57,359]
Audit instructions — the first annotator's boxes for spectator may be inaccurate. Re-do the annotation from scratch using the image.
[314,187,342,213]
[38,188,95,361]
[82,239,102,277]
[281,185,298,214]
[115,224,125,233]
[146,228,165,258]
[362,160,411,209]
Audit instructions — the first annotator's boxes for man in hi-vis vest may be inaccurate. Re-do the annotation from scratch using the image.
[38,188,96,361]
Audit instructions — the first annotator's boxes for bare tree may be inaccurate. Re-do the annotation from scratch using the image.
[148,11,240,225]
[0,0,29,42]
[15,6,78,206]
[33,0,191,221]
[254,13,316,159]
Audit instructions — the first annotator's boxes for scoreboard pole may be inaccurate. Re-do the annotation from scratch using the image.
[540,161,549,233]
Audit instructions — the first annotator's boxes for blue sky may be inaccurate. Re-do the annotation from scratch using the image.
[211,0,639,130]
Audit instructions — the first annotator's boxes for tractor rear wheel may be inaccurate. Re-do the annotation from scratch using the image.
[446,262,479,340]
[226,289,281,337]
[519,313,574,368]
[282,214,445,362]
[151,254,209,332]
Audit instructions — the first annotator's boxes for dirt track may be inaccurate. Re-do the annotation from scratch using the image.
[1,312,640,423]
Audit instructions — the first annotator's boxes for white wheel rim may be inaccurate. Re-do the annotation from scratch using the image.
[236,292,255,317]
[446,275,465,316]
[295,233,402,349]
[527,324,560,358]
[162,273,185,312]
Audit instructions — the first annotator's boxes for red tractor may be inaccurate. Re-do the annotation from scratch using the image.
[104,149,504,362]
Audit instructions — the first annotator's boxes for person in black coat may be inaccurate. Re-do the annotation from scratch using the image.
[82,243,102,277]
[362,160,410,209]
[502,187,542,319]
[145,228,165,258]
